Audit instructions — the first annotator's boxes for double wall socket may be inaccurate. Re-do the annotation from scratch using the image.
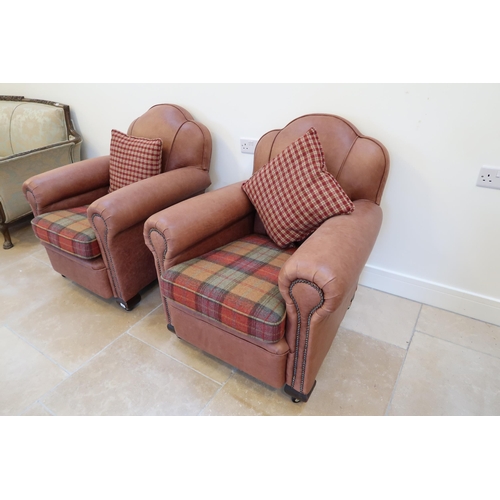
[240,138,258,154]
[476,165,500,190]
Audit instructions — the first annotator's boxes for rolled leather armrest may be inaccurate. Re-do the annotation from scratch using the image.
[22,156,110,215]
[278,199,383,397]
[144,181,255,273]
[88,166,211,236]
[279,199,383,315]
[85,167,210,302]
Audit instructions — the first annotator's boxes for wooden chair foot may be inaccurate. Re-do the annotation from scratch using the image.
[2,226,13,249]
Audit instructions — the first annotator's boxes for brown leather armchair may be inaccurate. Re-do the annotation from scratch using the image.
[144,113,389,402]
[23,104,212,310]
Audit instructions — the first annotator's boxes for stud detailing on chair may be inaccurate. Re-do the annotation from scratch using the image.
[288,280,324,395]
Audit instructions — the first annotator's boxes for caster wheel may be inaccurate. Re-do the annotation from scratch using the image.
[116,293,141,311]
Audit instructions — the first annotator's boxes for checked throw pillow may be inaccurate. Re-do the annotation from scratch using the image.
[242,127,354,248]
[108,129,163,193]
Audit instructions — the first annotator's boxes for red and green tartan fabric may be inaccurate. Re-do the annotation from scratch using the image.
[161,234,296,343]
[31,206,101,260]
[242,127,354,248]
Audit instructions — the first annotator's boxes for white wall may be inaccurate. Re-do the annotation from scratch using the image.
[2,83,499,325]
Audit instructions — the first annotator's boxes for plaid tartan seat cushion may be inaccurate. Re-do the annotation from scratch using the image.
[161,234,296,343]
[31,206,101,260]
[242,127,354,248]
[108,129,163,193]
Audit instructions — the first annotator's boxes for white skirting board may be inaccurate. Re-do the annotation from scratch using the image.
[359,265,500,327]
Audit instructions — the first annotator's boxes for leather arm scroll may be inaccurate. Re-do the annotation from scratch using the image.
[88,166,211,237]
[144,181,254,275]
[22,156,110,216]
[87,166,211,301]
[279,199,383,396]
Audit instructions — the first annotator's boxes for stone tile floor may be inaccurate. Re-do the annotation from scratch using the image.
[2,220,500,416]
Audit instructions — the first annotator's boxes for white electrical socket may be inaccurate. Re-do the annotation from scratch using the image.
[476,165,500,190]
[240,138,257,154]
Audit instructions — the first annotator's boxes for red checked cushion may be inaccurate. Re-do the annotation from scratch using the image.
[31,206,101,260]
[108,129,163,193]
[242,127,354,248]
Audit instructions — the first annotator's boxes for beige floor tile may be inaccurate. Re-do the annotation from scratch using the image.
[41,334,221,416]
[201,371,298,416]
[201,328,406,416]
[416,305,500,359]
[30,247,52,267]
[0,253,73,325]
[129,306,234,384]
[0,326,67,416]
[341,285,421,349]
[21,403,53,416]
[7,281,162,373]
[388,332,500,416]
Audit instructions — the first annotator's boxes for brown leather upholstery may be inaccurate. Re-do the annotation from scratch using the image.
[254,114,388,204]
[23,104,212,310]
[144,113,389,402]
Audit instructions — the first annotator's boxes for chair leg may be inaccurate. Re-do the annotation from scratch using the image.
[0,204,13,249]
[116,293,141,311]
[1,224,13,249]
[284,380,317,403]
[1,208,34,250]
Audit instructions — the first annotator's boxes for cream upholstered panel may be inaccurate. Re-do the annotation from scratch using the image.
[9,103,68,154]
[0,101,19,157]
[0,143,77,223]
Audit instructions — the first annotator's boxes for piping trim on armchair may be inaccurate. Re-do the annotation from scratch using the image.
[147,227,172,324]
[91,213,121,299]
[289,279,325,393]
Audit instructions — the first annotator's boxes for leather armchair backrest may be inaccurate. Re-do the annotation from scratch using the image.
[127,104,212,173]
[253,114,389,205]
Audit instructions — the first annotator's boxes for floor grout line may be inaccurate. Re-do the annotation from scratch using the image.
[5,324,72,376]
[16,331,132,416]
[123,302,162,334]
[67,331,129,375]
[38,400,57,416]
[29,252,54,268]
[415,329,500,360]
[197,371,236,416]
[384,303,423,416]
[340,325,409,351]
[128,332,227,387]
[19,400,57,416]
[3,286,164,415]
